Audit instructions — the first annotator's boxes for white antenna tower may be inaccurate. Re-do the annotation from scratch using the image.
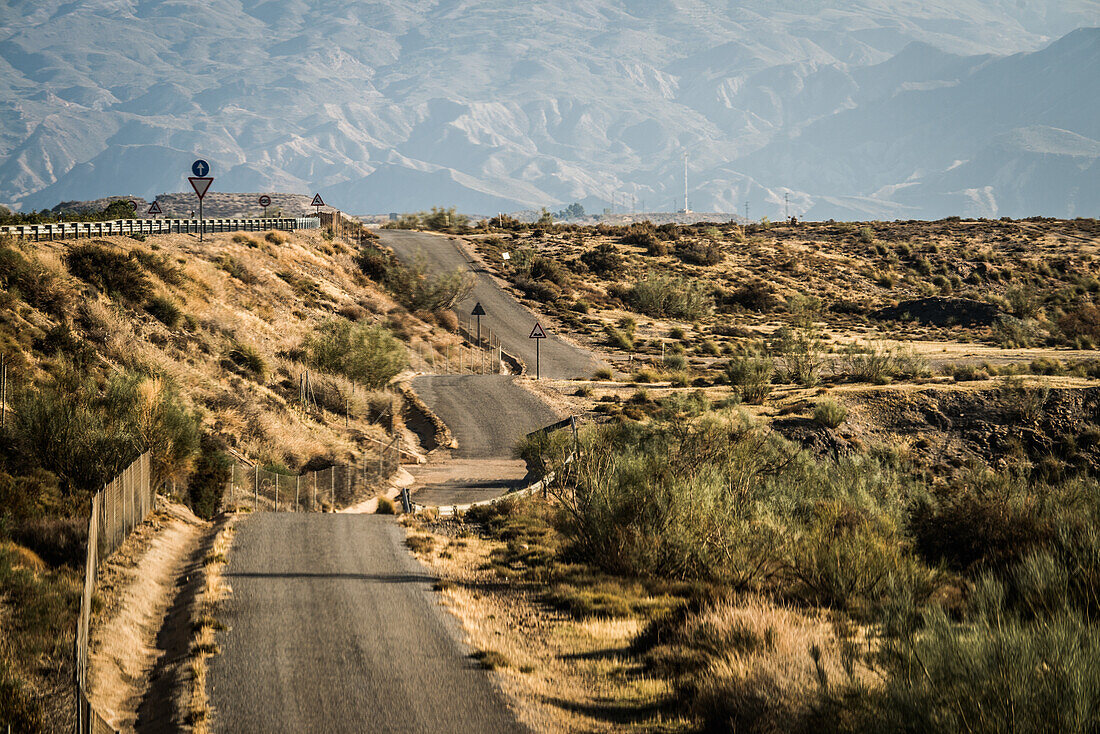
[682,151,690,213]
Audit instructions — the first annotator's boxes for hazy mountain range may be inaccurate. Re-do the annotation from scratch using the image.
[0,1,1098,219]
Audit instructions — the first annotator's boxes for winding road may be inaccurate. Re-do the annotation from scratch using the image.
[379,229,605,508]
[209,229,603,733]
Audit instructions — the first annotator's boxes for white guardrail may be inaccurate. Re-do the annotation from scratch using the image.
[0,216,320,241]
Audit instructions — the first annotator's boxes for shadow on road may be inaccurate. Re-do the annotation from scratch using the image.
[224,571,435,583]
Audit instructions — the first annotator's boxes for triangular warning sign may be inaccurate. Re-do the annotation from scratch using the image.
[311,194,325,207]
[188,177,213,200]
[147,200,162,215]
[529,322,547,339]
[471,302,486,316]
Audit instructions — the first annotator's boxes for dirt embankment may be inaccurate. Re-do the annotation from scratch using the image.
[87,499,208,732]
[775,382,1100,479]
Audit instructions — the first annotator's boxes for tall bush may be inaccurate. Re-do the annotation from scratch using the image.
[305,319,407,389]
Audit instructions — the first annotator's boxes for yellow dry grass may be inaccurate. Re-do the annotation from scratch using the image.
[409,528,691,733]
[182,515,237,733]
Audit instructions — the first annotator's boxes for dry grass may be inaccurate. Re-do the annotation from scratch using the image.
[645,596,875,733]
[182,515,237,733]
[410,525,690,733]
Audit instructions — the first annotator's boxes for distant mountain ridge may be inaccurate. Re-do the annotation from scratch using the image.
[0,1,1097,218]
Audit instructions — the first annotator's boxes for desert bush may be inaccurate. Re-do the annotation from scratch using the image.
[871,577,1100,734]
[145,294,183,328]
[376,495,396,515]
[627,273,713,320]
[66,243,152,301]
[725,280,782,313]
[304,319,407,389]
[772,321,824,387]
[1057,303,1100,348]
[839,342,929,383]
[859,226,874,243]
[641,595,868,734]
[724,352,773,404]
[264,230,287,245]
[812,399,847,429]
[604,324,634,351]
[384,257,474,312]
[952,364,989,382]
[188,434,230,519]
[991,315,1044,348]
[514,275,561,302]
[0,239,68,315]
[11,516,85,569]
[676,239,723,266]
[227,342,267,379]
[8,367,199,492]
[580,243,624,274]
[217,255,257,283]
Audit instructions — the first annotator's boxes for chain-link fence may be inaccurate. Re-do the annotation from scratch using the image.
[77,453,153,734]
[222,438,401,512]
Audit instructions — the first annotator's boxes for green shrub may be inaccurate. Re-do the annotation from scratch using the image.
[145,294,183,328]
[627,274,713,319]
[772,322,824,387]
[859,226,874,243]
[66,243,152,301]
[724,353,773,404]
[604,325,634,350]
[188,435,231,519]
[382,256,474,312]
[871,579,1100,734]
[1058,304,1100,347]
[991,315,1044,348]
[725,280,782,312]
[8,367,199,492]
[812,399,847,428]
[376,496,396,515]
[304,319,407,389]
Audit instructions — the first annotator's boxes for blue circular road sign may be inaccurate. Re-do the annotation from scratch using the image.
[191,159,210,177]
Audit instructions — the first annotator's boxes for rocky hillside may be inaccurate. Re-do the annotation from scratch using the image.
[0,1,1097,219]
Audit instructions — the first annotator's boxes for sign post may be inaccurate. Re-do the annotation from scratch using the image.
[146,200,162,219]
[259,194,271,218]
[529,322,547,380]
[189,159,213,242]
[311,193,325,217]
[471,302,486,347]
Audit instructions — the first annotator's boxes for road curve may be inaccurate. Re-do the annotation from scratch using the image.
[408,374,562,506]
[209,513,525,734]
[378,229,605,380]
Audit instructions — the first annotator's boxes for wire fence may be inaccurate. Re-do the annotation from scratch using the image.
[409,316,509,375]
[77,453,154,734]
[221,438,401,512]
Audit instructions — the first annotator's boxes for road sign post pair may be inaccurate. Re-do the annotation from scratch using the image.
[189,159,213,242]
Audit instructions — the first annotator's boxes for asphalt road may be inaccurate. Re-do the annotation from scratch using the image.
[209,513,526,734]
[408,374,561,506]
[379,229,605,380]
